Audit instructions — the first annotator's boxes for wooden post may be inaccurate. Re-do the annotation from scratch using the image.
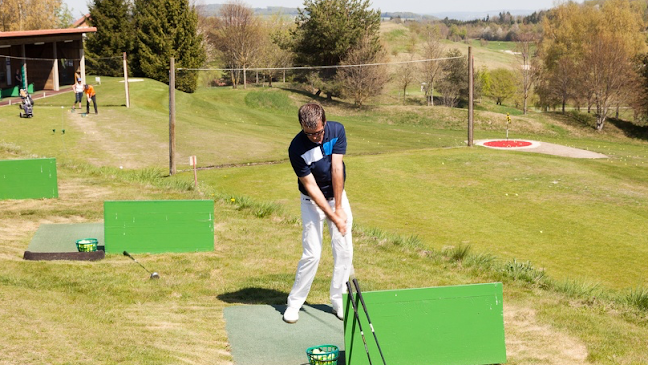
[52,42,60,91]
[169,57,176,176]
[79,45,86,85]
[467,46,474,147]
[190,156,198,189]
[123,52,130,108]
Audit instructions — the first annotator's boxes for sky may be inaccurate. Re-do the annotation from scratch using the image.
[63,0,577,19]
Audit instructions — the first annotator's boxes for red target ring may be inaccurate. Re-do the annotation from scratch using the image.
[483,140,533,148]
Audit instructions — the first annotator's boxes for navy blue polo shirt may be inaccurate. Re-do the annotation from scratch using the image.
[288,121,347,198]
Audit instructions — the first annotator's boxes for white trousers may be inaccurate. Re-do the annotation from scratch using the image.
[287,191,354,309]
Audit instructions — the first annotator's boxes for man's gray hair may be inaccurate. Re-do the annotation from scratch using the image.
[298,103,326,129]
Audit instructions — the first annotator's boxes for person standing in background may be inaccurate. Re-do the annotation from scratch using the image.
[84,84,98,114]
[72,75,84,111]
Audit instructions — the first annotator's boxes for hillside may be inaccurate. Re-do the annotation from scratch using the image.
[0,74,647,364]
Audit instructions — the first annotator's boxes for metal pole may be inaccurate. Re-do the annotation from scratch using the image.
[467,46,474,147]
[123,52,130,108]
[169,57,176,175]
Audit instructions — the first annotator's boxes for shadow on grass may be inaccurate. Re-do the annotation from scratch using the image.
[607,117,648,141]
[218,287,288,305]
[279,86,378,113]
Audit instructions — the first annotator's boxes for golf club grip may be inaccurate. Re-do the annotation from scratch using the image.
[123,251,133,259]
[346,281,362,327]
[353,278,387,365]
[347,281,373,365]
[352,279,372,321]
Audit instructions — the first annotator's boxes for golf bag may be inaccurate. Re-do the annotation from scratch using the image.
[19,89,34,118]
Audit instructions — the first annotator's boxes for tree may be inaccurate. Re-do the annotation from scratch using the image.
[291,0,382,98]
[584,0,646,130]
[539,2,593,113]
[1,0,62,31]
[488,68,516,105]
[56,3,74,28]
[539,0,646,129]
[259,15,294,87]
[395,58,415,105]
[336,35,389,106]
[477,67,491,103]
[133,0,205,93]
[206,2,263,89]
[438,48,467,107]
[85,0,135,77]
[629,53,648,123]
[515,33,538,114]
[419,26,444,106]
[585,34,635,130]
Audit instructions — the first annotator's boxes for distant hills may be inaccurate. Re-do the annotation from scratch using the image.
[196,4,538,21]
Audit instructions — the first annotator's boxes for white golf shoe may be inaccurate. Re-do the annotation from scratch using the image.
[332,301,344,321]
[283,306,300,324]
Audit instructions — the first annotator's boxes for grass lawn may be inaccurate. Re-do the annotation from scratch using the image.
[1,75,647,364]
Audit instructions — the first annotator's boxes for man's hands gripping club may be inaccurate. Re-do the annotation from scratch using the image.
[299,155,348,236]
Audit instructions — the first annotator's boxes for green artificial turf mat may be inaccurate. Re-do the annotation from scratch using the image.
[224,304,345,365]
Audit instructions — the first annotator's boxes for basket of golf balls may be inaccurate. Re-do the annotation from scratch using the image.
[76,238,98,252]
[306,344,339,365]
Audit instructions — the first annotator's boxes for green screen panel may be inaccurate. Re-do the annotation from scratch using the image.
[0,158,58,200]
[344,282,506,365]
[104,200,214,254]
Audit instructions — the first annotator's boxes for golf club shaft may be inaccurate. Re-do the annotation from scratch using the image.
[123,251,153,274]
[353,278,387,365]
[347,281,373,365]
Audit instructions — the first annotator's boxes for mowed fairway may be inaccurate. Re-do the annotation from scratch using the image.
[201,146,648,290]
[1,76,648,364]
[8,77,648,290]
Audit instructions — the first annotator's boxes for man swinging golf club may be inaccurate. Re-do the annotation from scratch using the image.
[283,102,354,324]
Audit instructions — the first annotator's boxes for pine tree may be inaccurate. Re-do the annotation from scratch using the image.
[85,0,134,77]
[133,0,205,93]
[291,0,382,97]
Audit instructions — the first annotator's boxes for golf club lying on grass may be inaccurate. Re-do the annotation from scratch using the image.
[347,280,373,365]
[123,251,160,279]
[353,278,387,365]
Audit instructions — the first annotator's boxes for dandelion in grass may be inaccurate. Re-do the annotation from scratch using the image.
[231,198,236,203]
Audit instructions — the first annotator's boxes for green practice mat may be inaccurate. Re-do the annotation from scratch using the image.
[343,282,506,365]
[24,223,105,261]
[0,158,58,200]
[224,304,346,365]
[104,200,214,254]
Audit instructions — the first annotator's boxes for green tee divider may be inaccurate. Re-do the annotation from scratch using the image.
[0,158,58,200]
[104,200,215,254]
[344,282,506,365]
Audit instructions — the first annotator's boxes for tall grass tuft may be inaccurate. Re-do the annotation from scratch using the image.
[553,279,603,299]
[393,234,422,248]
[227,195,282,218]
[624,287,648,310]
[500,259,547,286]
[355,226,422,249]
[443,245,472,262]
[463,252,496,270]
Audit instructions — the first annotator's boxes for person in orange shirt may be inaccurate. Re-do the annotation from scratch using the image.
[84,84,98,114]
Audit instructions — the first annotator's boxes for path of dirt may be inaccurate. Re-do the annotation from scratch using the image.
[475,139,608,159]
[504,305,590,364]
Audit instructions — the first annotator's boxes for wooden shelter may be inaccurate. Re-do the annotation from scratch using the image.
[0,27,97,98]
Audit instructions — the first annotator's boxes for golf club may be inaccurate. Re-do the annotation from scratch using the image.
[123,251,160,279]
[353,278,387,365]
[347,280,373,365]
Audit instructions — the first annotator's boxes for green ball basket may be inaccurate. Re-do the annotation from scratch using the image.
[306,344,339,365]
[76,238,98,252]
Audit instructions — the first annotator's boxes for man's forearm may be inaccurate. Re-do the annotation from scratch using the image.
[331,154,345,210]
